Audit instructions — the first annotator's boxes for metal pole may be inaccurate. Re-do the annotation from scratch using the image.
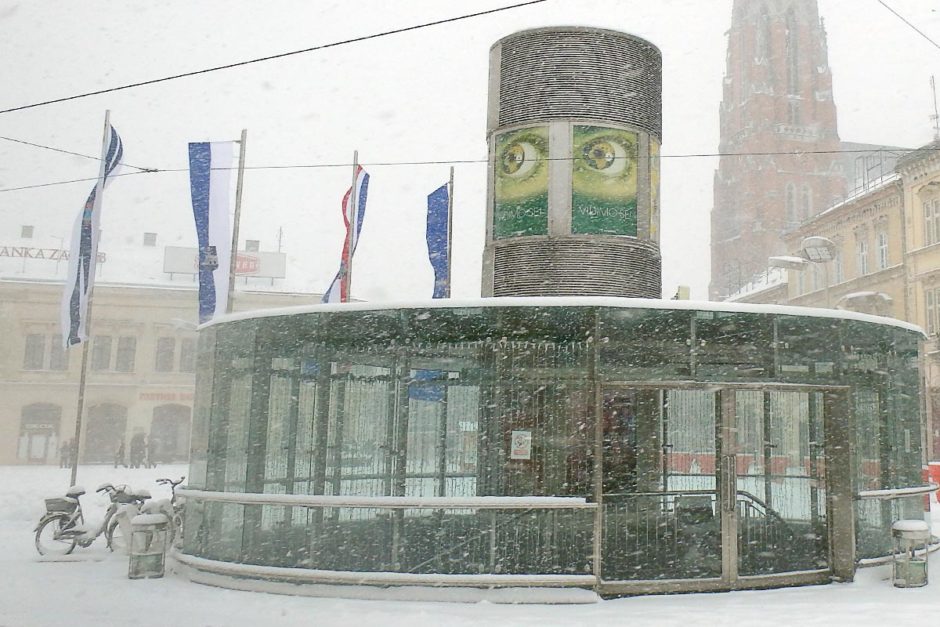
[227,129,247,314]
[69,110,112,487]
[446,166,454,298]
[343,150,358,302]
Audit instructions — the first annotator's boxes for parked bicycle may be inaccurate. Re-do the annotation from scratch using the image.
[153,476,185,548]
[34,483,150,556]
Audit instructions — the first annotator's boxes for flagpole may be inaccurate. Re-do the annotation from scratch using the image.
[69,110,111,487]
[446,166,454,298]
[227,129,248,314]
[343,150,358,302]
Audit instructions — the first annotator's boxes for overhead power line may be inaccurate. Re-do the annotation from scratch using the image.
[1,146,928,194]
[0,0,548,115]
[877,1,940,52]
[0,135,155,172]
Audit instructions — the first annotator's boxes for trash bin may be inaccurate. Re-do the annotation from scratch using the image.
[891,519,930,588]
[128,513,169,579]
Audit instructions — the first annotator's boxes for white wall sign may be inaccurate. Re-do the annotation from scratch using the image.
[510,430,532,460]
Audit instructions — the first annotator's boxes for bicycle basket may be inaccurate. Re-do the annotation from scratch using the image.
[44,497,78,514]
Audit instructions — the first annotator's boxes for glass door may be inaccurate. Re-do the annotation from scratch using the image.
[600,387,722,581]
[599,385,832,589]
[732,390,829,577]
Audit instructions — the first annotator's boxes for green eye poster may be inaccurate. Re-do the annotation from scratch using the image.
[493,126,549,239]
[571,125,638,236]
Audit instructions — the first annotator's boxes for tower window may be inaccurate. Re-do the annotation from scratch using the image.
[786,184,798,226]
[786,9,799,94]
[21,225,34,238]
[245,239,260,252]
[143,232,157,247]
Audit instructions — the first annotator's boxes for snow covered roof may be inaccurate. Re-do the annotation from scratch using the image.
[201,295,925,335]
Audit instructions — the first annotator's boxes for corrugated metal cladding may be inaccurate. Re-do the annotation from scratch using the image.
[492,238,661,298]
[496,28,662,140]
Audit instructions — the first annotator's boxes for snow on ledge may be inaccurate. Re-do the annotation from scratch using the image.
[177,489,594,510]
[198,296,925,335]
[175,552,598,596]
[857,484,938,499]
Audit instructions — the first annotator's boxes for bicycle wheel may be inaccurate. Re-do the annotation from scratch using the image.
[106,517,128,554]
[35,514,77,556]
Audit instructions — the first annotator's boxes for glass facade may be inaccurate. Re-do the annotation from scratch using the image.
[183,301,927,591]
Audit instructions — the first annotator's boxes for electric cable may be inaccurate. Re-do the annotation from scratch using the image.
[0,135,155,172]
[877,1,940,52]
[0,0,548,115]
[0,146,927,194]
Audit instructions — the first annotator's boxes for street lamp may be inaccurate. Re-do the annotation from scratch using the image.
[768,235,838,308]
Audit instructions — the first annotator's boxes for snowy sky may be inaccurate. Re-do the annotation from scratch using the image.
[1,0,939,301]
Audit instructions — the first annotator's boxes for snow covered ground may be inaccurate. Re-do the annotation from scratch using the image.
[1,464,937,627]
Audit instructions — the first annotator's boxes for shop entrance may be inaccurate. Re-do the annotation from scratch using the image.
[599,386,837,592]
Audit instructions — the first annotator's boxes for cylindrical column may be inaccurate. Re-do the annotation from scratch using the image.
[482,27,663,298]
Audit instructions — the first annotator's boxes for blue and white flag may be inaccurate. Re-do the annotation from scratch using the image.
[189,142,235,323]
[426,183,450,299]
[61,124,123,347]
[322,165,370,303]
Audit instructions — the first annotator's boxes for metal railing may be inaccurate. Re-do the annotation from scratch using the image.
[176,490,597,587]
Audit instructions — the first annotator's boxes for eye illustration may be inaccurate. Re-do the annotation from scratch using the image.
[499,141,540,178]
[580,137,629,175]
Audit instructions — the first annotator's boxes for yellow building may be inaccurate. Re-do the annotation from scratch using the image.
[897,140,940,462]
[783,177,905,317]
[0,278,314,465]
[774,140,940,460]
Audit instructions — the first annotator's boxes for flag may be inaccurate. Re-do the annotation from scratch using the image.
[189,142,235,323]
[61,124,123,347]
[322,165,370,303]
[426,183,450,298]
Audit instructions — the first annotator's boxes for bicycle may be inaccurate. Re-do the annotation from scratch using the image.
[154,476,185,548]
[34,483,150,556]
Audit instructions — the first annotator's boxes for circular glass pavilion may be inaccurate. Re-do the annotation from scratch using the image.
[178,298,930,597]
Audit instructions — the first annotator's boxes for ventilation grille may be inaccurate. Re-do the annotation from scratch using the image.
[491,238,661,298]
[496,29,662,139]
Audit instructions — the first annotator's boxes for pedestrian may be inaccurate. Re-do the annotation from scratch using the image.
[129,432,145,468]
[147,434,158,468]
[114,439,126,469]
[59,439,71,468]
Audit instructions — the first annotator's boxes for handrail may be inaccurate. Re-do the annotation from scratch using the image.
[857,484,938,500]
[176,489,597,510]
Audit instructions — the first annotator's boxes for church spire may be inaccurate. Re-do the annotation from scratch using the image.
[710,0,845,300]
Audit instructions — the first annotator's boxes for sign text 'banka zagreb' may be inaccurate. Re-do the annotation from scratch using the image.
[0,246,107,263]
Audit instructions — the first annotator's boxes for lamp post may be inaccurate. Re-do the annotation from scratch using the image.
[799,236,838,308]
[768,235,838,309]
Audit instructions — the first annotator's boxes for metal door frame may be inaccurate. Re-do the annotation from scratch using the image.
[597,381,848,596]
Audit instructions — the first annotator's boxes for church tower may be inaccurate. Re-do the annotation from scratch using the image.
[709,0,845,299]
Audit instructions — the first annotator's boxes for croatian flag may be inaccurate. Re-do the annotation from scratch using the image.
[426,183,450,298]
[61,124,123,347]
[189,142,235,323]
[322,165,370,303]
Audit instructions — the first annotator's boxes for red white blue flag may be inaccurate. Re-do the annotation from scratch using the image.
[189,142,235,323]
[61,124,123,347]
[322,166,370,303]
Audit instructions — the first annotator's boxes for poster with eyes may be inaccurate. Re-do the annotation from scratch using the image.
[493,126,549,239]
[571,126,638,236]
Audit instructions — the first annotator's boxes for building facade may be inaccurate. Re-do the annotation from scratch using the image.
[0,278,313,466]
[768,140,940,461]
